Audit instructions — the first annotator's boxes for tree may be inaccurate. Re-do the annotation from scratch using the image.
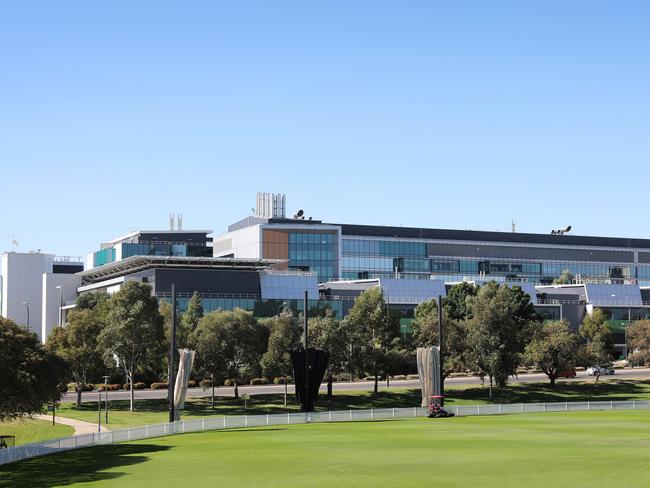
[98,281,165,411]
[261,311,302,405]
[181,292,204,334]
[553,269,575,285]
[309,310,350,399]
[45,308,104,406]
[76,292,110,312]
[579,308,615,364]
[0,317,68,421]
[627,320,650,366]
[344,288,397,394]
[525,320,580,387]
[411,298,468,380]
[190,311,227,408]
[443,282,477,320]
[191,308,267,401]
[466,282,538,397]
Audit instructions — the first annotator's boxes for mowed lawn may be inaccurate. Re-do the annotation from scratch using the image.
[56,378,650,429]
[0,418,73,446]
[3,410,650,487]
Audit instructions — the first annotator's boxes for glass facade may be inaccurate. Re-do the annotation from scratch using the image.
[287,232,337,282]
[340,236,650,285]
[120,242,210,258]
[93,248,116,267]
[158,294,346,319]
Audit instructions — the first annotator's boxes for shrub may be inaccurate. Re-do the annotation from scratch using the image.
[150,382,169,390]
[98,384,121,392]
[188,380,198,388]
[68,382,95,392]
[224,379,234,387]
[273,376,286,385]
[200,379,213,390]
[406,374,419,380]
[250,378,268,385]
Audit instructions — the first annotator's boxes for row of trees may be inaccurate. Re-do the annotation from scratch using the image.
[6,278,650,420]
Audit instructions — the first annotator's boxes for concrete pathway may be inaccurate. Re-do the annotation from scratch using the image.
[33,414,110,435]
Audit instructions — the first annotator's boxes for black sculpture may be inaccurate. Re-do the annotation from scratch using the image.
[291,348,329,412]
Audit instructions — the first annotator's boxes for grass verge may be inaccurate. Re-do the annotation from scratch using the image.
[56,378,650,429]
[0,418,74,446]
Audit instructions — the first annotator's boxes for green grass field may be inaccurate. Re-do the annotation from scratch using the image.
[0,418,73,446]
[57,378,650,429]
[2,410,650,487]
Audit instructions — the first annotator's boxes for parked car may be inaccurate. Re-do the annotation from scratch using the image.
[586,366,615,376]
[558,368,577,378]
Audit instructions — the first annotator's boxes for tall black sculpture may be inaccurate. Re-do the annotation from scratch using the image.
[291,348,329,412]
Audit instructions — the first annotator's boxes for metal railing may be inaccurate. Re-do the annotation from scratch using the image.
[2,400,650,466]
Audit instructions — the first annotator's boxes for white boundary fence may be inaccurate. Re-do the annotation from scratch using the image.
[2,400,650,466]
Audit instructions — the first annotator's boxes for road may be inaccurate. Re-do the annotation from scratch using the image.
[61,367,650,404]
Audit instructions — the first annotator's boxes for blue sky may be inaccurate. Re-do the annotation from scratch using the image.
[1,1,649,260]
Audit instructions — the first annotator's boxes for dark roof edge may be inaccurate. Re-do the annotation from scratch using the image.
[330,223,650,250]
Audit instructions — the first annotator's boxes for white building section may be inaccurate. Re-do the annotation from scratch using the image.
[42,273,82,341]
[1,252,54,341]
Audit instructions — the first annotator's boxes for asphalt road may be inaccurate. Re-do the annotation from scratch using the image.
[62,367,650,404]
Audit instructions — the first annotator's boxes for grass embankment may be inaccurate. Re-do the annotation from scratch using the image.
[3,410,650,487]
[57,378,650,429]
[0,418,73,446]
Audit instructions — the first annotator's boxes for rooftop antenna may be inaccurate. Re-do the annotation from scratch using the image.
[177,214,183,231]
[511,219,516,233]
[169,213,175,231]
[11,235,19,251]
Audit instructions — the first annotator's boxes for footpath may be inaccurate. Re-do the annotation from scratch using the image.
[33,415,109,436]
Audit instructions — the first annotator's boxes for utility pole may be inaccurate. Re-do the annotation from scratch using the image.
[437,295,444,406]
[169,283,177,423]
[304,290,309,412]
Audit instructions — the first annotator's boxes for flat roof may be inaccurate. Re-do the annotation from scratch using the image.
[331,223,650,250]
[79,255,282,283]
[106,230,213,245]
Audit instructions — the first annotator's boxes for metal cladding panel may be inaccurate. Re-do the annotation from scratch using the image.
[507,282,538,304]
[260,272,319,300]
[639,253,650,264]
[336,224,650,250]
[585,284,643,306]
[153,268,261,295]
[378,278,446,304]
[137,232,210,244]
[426,243,634,263]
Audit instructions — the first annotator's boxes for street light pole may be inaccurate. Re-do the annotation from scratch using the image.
[22,302,30,332]
[103,375,110,424]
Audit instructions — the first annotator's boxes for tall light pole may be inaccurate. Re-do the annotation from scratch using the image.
[378,285,390,387]
[611,294,631,360]
[56,286,63,327]
[22,302,30,332]
[169,283,177,423]
[103,375,110,424]
[303,289,310,412]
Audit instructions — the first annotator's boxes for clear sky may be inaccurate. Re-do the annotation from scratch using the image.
[1,1,649,260]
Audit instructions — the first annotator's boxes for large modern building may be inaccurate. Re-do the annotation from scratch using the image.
[3,193,650,355]
[214,193,650,287]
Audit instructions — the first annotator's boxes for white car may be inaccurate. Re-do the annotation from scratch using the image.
[586,366,615,376]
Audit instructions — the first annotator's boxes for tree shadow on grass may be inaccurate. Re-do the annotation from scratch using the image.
[0,443,172,488]
[450,379,650,404]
